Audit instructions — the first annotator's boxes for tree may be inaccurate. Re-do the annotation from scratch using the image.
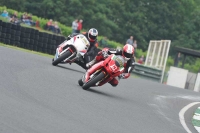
[1,0,200,52]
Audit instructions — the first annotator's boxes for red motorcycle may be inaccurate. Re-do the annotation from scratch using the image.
[78,54,125,90]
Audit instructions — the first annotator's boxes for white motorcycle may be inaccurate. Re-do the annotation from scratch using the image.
[52,34,90,66]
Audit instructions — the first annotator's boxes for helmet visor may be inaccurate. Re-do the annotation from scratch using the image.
[89,34,96,40]
[124,52,132,58]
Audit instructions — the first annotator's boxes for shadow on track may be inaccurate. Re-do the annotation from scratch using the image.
[86,88,133,103]
[56,65,85,74]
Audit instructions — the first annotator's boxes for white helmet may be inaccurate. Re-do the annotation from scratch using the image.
[88,28,98,41]
[122,44,134,61]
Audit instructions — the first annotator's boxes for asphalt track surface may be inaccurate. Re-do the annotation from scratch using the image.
[0,46,200,133]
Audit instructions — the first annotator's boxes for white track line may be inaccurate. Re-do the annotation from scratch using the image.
[194,126,200,132]
[179,102,200,133]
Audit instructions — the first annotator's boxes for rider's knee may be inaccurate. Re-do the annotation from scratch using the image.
[110,83,118,87]
[109,78,119,87]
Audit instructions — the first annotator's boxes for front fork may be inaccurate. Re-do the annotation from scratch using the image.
[54,48,60,60]
[54,40,69,60]
[54,47,77,63]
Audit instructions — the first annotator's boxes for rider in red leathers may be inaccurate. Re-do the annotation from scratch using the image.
[85,44,135,87]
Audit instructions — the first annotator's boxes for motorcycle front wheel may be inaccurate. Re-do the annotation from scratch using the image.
[52,50,72,66]
[82,71,105,90]
[78,78,84,86]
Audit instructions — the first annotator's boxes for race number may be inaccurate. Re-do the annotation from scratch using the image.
[80,35,89,47]
[110,64,118,72]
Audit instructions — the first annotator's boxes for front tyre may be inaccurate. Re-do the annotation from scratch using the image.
[52,50,72,66]
[78,79,84,86]
[82,72,105,90]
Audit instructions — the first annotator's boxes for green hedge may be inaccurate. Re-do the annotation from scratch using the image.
[3,5,184,71]
[0,6,163,60]
[0,6,72,36]
[3,6,200,73]
[0,5,146,61]
[0,6,124,48]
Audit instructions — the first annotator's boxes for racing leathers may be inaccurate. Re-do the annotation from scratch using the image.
[86,48,135,87]
[66,32,97,69]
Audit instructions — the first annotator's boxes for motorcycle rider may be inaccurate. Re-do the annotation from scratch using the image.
[66,28,98,69]
[85,44,135,87]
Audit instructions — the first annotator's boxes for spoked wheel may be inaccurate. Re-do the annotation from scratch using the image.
[82,72,105,90]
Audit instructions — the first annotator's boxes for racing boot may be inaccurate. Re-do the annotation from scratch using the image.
[86,59,97,69]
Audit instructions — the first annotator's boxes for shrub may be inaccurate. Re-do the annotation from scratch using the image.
[135,49,146,59]
[167,56,174,66]
[2,6,180,70]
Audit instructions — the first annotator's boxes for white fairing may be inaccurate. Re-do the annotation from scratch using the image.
[73,35,90,54]
[55,34,90,60]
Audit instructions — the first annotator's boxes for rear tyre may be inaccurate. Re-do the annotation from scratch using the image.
[82,72,105,90]
[52,50,72,66]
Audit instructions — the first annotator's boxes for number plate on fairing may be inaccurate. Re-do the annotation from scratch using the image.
[112,55,125,68]
[79,35,90,48]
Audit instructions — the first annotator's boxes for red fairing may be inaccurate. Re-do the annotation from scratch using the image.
[85,61,104,82]
[103,55,123,77]
[85,54,124,87]
[108,60,120,73]
[102,54,112,65]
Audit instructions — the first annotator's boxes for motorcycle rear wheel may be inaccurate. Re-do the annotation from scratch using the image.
[82,72,105,90]
[52,50,72,66]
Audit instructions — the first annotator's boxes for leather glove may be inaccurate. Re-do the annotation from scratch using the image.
[66,35,72,40]
[102,50,109,58]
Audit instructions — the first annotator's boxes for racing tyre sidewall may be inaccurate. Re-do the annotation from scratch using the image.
[52,50,72,66]
[82,71,105,90]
